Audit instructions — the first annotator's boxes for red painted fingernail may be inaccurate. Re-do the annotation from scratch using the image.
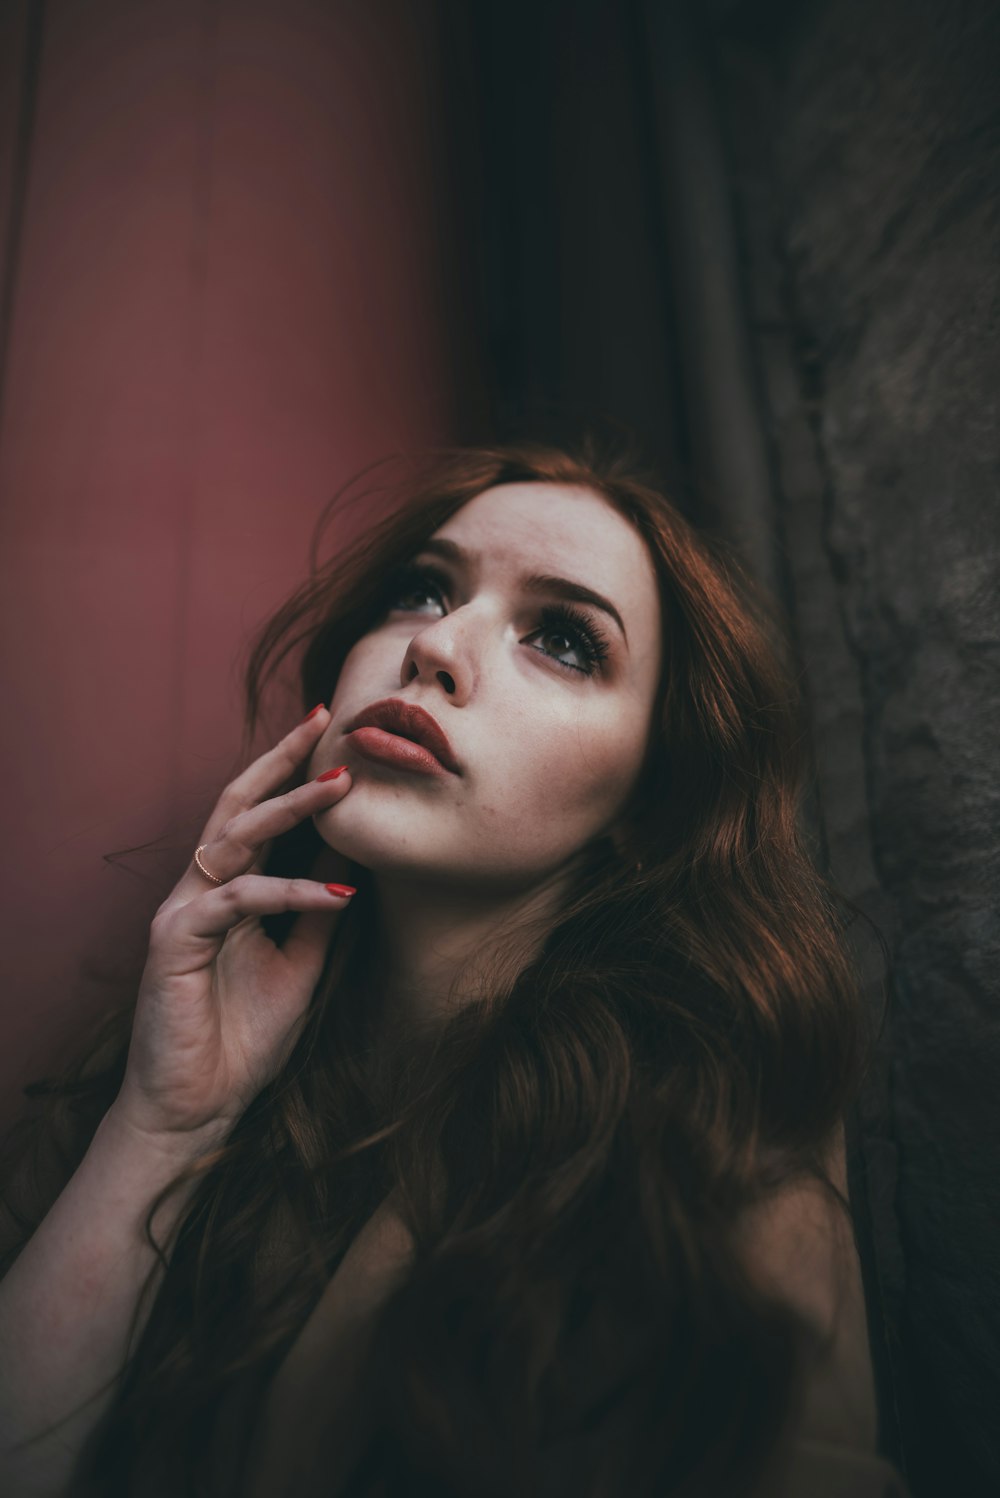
[316,765,348,782]
[324,883,356,897]
[302,704,325,722]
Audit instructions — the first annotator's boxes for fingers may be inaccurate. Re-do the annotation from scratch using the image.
[279,838,357,964]
[202,704,334,846]
[191,765,354,889]
[280,842,357,975]
[151,874,356,973]
[168,706,349,906]
[279,906,341,987]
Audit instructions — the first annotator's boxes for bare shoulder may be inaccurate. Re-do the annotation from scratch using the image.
[734,1123,880,1454]
[245,1141,881,1491]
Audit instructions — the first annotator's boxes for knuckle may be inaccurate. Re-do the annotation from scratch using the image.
[217,815,255,859]
[149,907,174,943]
[219,874,251,905]
[216,785,251,821]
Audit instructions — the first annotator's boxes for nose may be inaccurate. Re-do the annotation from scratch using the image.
[399,609,478,703]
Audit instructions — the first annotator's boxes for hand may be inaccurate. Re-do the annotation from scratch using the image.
[111,706,354,1145]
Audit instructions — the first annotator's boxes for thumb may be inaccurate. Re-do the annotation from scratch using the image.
[279,843,357,982]
[279,903,346,987]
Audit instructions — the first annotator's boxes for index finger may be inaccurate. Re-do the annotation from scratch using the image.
[185,704,331,886]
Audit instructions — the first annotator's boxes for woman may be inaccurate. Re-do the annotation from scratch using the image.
[0,437,908,1497]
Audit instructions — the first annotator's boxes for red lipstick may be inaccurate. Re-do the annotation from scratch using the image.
[344,698,460,777]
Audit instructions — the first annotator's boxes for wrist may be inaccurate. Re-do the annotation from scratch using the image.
[99,1101,234,1170]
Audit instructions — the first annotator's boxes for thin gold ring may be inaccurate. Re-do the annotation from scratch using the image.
[193,844,225,885]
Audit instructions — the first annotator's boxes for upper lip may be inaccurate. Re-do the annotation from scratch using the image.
[345,698,461,774]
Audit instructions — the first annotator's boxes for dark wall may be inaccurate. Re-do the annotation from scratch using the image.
[711,0,1000,1491]
[456,0,689,497]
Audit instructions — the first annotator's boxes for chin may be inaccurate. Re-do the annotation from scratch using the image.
[313,811,505,890]
[312,792,430,873]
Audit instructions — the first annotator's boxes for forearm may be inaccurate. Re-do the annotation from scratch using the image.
[0,1104,224,1497]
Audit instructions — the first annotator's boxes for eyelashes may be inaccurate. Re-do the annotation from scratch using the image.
[383,563,612,678]
[534,602,611,675]
[384,563,449,615]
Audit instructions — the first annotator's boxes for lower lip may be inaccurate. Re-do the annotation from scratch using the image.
[347,726,454,777]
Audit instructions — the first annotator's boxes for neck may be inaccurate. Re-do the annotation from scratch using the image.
[367,871,568,1050]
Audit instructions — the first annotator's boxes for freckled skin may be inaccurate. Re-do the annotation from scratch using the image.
[308,483,663,895]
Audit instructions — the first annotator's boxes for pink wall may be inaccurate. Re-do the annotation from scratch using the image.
[0,0,487,1123]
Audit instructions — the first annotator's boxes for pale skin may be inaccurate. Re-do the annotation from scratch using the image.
[308,481,664,1034]
[0,482,877,1497]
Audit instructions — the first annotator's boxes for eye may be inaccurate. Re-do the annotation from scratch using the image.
[526,604,611,677]
[383,566,611,678]
[386,565,447,617]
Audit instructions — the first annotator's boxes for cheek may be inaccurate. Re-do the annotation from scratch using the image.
[483,713,642,847]
[329,636,387,704]
[324,634,402,728]
[305,639,389,774]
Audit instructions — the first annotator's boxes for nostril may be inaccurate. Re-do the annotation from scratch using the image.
[437,670,456,694]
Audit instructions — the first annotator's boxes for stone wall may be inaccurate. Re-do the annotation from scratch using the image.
[713,0,1000,1490]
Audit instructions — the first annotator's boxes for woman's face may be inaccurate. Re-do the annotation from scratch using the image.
[310,482,663,892]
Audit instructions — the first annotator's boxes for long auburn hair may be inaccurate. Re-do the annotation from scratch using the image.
[1,436,875,1497]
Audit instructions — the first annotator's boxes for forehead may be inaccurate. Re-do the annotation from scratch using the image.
[430,482,657,602]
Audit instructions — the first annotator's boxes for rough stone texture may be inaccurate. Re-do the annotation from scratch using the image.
[715,0,1000,1491]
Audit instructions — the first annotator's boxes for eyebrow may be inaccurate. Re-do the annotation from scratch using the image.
[415,536,629,645]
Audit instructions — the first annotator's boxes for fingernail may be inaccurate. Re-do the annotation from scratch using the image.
[302,704,325,723]
[325,883,356,897]
[316,765,348,782]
